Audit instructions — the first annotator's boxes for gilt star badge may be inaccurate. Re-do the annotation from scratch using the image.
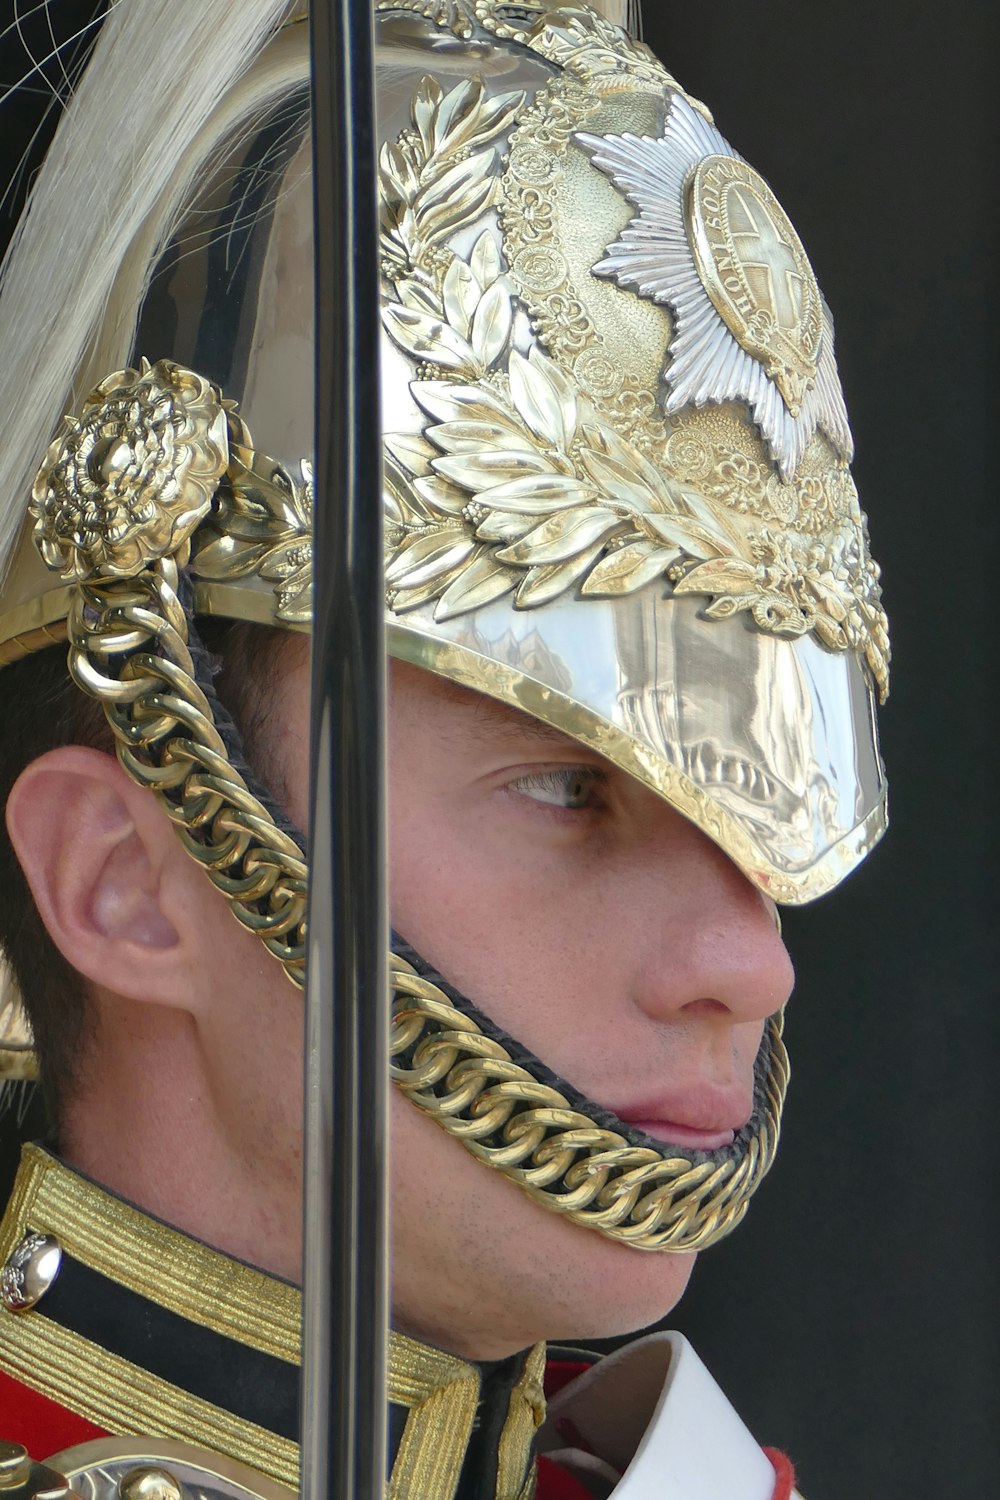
[577,94,852,480]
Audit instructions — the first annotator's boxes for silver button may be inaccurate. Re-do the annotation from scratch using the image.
[1,1230,62,1312]
[0,1443,31,1491]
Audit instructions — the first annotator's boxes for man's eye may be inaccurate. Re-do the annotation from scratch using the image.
[511,768,601,809]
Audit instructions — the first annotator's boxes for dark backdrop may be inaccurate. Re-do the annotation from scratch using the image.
[639,7,999,1498]
[2,5,996,1496]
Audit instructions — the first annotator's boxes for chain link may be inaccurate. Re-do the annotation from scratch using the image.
[67,553,308,986]
[389,952,789,1251]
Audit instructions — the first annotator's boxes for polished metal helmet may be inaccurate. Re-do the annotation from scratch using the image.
[0,1,888,1249]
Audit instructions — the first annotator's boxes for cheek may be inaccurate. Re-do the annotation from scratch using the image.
[389,794,585,1008]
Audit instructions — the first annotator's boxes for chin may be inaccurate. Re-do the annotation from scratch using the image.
[532,1223,699,1345]
[392,1097,700,1357]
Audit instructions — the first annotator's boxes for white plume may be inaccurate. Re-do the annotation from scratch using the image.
[0,0,309,579]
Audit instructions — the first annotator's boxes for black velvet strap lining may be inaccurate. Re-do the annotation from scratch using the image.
[36,1251,299,1440]
[181,576,307,855]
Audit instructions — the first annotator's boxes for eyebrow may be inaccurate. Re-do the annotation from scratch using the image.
[429,673,583,751]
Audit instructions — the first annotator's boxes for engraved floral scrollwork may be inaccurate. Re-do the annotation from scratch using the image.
[376,0,477,38]
[377,0,668,80]
[378,41,891,699]
[31,360,230,583]
[472,2,677,93]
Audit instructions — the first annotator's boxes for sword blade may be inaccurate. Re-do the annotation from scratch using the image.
[301,3,388,1497]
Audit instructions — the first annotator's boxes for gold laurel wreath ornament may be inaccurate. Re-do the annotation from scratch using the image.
[377,57,890,700]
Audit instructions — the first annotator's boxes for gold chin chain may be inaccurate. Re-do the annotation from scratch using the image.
[71,531,788,1250]
[67,549,308,986]
[71,532,788,1251]
[389,952,789,1253]
[29,358,788,1251]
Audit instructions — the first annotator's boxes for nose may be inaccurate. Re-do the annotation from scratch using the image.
[621,800,794,1029]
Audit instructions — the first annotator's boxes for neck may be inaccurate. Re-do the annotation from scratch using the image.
[0,1145,545,1500]
[61,999,303,1282]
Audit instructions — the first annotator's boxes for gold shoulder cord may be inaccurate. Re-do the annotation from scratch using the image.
[25,357,788,1254]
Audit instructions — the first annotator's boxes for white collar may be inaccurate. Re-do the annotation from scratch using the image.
[542,1330,802,1499]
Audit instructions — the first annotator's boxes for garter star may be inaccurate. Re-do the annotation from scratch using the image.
[578,93,853,480]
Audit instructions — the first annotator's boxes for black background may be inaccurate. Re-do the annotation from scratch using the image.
[641,6,999,1497]
[2,4,997,1495]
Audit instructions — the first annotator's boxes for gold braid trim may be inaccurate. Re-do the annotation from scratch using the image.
[389,952,790,1252]
[497,1342,546,1500]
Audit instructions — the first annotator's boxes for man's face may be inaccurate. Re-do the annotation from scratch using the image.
[280,651,793,1359]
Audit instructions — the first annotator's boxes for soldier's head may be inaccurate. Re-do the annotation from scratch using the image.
[0,2,887,1354]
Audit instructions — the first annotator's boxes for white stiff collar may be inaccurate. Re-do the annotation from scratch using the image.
[541,1330,802,1499]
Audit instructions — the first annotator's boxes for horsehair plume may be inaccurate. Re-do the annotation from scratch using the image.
[0,0,306,581]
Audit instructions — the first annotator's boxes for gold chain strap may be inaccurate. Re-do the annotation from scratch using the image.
[389,952,789,1252]
[27,358,788,1250]
[69,549,786,1252]
[67,548,308,986]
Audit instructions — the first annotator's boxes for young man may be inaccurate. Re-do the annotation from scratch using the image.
[0,3,888,1496]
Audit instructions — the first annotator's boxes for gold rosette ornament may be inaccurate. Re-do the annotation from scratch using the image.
[31,360,230,582]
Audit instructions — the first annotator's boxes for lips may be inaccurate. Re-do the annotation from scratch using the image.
[610,1085,752,1152]
[616,1119,737,1150]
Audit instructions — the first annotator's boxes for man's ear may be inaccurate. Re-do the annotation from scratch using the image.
[5,745,206,1008]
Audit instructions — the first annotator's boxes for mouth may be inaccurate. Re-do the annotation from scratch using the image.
[610,1087,753,1154]
[615,1118,737,1151]
[391,932,789,1251]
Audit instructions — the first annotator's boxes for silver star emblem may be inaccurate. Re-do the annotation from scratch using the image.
[577,94,852,479]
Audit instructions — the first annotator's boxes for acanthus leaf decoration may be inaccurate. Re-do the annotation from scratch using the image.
[189,428,314,626]
[377,57,890,700]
